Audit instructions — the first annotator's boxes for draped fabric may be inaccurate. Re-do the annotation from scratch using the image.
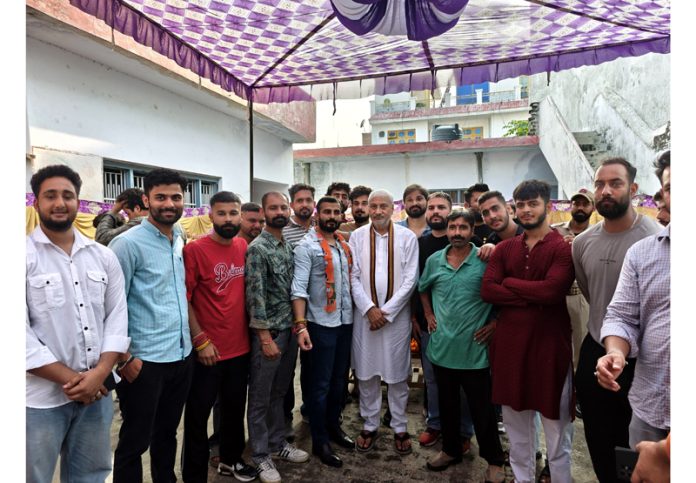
[67,0,670,103]
[330,0,469,40]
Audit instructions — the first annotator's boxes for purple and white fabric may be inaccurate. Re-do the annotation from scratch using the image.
[68,0,671,103]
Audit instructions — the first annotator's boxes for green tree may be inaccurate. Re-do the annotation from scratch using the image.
[502,119,529,137]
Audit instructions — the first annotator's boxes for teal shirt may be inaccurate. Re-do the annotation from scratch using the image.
[109,219,191,362]
[418,244,491,370]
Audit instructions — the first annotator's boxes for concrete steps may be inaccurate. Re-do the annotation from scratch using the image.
[572,131,614,169]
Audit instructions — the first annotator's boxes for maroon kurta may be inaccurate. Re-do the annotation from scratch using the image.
[481,229,575,420]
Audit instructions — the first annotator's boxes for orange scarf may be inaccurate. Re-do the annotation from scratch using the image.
[315,228,353,312]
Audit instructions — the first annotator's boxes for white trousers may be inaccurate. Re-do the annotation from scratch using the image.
[358,376,409,433]
[502,368,574,483]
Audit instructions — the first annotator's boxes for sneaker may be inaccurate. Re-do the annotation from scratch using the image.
[273,442,310,463]
[497,421,506,434]
[426,451,462,471]
[256,458,280,483]
[575,402,583,419]
[418,427,441,447]
[218,461,258,482]
[462,437,471,455]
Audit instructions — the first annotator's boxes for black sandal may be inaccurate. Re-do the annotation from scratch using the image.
[538,459,551,483]
[356,429,378,453]
[394,432,412,455]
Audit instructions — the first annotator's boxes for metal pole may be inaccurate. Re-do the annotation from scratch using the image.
[248,94,254,202]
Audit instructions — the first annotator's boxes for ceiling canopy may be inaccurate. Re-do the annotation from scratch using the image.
[69,0,670,103]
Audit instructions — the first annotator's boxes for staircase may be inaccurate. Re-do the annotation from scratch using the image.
[572,131,614,169]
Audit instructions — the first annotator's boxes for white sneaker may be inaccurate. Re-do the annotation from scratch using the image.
[273,442,310,463]
[256,457,281,483]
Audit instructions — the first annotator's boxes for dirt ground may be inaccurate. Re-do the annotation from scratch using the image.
[96,365,600,483]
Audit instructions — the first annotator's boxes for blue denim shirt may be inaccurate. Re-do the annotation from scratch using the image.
[109,219,191,362]
[291,230,353,327]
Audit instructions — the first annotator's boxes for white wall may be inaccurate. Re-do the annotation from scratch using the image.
[26,37,294,202]
[295,98,372,149]
[530,53,669,192]
[371,120,429,144]
[302,147,554,200]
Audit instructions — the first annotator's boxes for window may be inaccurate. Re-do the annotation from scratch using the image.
[461,127,484,140]
[103,160,219,207]
[387,129,417,144]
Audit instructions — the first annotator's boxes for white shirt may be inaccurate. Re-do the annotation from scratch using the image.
[26,226,130,408]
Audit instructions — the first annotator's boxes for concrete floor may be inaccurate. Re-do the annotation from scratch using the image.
[95,371,600,483]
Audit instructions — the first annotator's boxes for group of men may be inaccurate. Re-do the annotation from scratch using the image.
[26,151,670,483]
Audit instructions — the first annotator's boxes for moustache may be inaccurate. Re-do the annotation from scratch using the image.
[451,236,466,242]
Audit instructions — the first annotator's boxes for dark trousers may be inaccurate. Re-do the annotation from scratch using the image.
[306,323,353,448]
[576,334,636,483]
[182,353,250,483]
[114,355,194,483]
[283,350,311,423]
[433,364,505,467]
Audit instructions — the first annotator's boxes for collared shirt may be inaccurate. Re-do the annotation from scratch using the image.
[282,217,313,248]
[600,225,671,430]
[245,230,294,331]
[397,218,432,238]
[419,244,492,370]
[26,226,130,408]
[291,229,352,327]
[487,223,524,245]
[109,219,191,362]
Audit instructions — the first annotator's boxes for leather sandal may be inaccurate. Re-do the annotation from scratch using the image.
[394,432,412,455]
[355,429,378,453]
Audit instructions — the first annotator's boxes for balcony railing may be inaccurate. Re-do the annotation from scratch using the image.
[372,86,529,115]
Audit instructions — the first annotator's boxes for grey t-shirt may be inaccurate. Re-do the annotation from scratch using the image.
[572,214,661,343]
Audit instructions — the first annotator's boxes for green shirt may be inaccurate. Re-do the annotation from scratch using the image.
[245,230,294,331]
[418,244,491,370]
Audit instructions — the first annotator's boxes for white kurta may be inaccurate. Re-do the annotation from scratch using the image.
[349,223,419,383]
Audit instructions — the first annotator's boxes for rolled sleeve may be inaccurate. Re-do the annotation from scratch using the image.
[291,243,312,301]
[26,310,59,370]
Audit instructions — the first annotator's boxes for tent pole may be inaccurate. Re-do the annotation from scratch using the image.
[248,94,254,202]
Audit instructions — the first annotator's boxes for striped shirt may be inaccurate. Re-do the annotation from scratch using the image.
[600,225,670,430]
[109,219,191,362]
[282,217,312,248]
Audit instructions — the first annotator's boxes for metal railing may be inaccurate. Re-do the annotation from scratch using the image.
[372,86,529,114]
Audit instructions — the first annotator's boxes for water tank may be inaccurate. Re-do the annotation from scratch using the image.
[431,124,463,142]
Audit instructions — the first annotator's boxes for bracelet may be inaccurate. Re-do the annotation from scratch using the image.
[607,349,628,366]
[192,332,209,346]
[195,340,211,352]
[292,323,307,335]
[116,354,134,371]
[293,319,308,325]
[261,339,273,346]
[295,327,307,336]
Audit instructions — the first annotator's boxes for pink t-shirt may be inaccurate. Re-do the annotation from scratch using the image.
[183,235,250,360]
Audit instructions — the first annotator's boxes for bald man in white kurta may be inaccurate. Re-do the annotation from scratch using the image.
[349,221,419,435]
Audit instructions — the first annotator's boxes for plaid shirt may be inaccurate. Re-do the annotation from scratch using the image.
[601,225,670,430]
[245,230,294,331]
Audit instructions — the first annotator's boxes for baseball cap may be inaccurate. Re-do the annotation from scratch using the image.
[570,188,594,204]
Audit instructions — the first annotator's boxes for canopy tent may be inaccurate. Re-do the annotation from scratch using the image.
[68,0,670,103]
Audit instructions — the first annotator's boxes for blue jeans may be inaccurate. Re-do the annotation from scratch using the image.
[26,396,113,483]
[306,323,353,447]
[420,331,474,437]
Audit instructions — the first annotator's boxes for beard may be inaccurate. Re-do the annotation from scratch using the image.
[213,222,240,239]
[406,205,425,218]
[427,216,447,230]
[571,211,591,223]
[519,211,546,230]
[596,195,630,220]
[150,206,183,226]
[353,212,369,224]
[295,207,312,221]
[40,211,75,232]
[267,215,289,228]
[318,218,340,233]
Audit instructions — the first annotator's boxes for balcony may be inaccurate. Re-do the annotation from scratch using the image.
[371,86,529,118]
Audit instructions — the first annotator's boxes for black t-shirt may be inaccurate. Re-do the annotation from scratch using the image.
[487,223,524,245]
[413,233,451,330]
[474,223,493,245]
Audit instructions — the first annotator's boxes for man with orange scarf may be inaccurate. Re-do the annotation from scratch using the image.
[291,196,355,468]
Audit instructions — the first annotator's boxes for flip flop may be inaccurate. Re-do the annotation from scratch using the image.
[356,429,378,453]
[394,432,412,455]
